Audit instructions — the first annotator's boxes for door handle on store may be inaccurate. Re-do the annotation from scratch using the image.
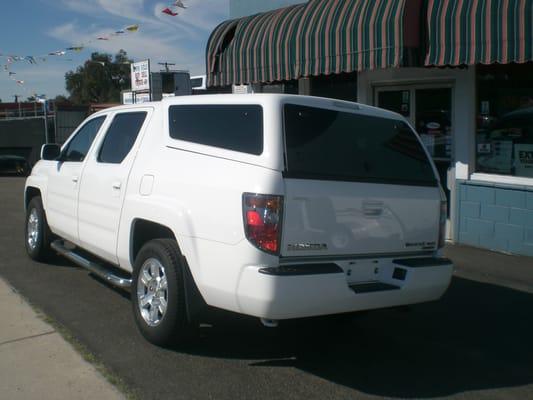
[112,182,122,190]
[72,176,79,183]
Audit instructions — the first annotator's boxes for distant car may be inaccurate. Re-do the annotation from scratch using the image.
[0,155,31,176]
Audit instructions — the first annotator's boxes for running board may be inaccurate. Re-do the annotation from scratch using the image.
[349,282,400,294]
[51,240,132,289]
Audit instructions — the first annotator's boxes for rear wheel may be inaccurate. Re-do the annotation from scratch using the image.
[25,196,53,261]
[131,239,194,346]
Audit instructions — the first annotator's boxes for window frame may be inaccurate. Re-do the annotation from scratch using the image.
[60,115,107,163]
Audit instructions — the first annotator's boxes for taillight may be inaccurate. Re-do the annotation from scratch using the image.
[243,193,283,255]
[438,199,447,248]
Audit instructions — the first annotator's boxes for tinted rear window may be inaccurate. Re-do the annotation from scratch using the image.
[284,104,437,186]
[169,105,263,155]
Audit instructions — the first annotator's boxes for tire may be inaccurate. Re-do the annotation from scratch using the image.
[131,239,194,346]
[25,196,54,262]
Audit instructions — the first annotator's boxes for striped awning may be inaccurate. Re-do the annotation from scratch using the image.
[207,0,410,87]
[425,0,533,66]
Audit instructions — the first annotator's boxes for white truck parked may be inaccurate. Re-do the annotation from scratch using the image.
[24,94,453,346]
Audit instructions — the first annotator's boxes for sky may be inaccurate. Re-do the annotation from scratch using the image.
[0,0,229,102]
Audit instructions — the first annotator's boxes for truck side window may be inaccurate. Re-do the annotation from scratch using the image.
[98,112,147,164]
[168,105,263,155]
[62,117,106,162]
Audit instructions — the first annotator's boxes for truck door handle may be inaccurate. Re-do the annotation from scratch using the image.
[112,182,122,190]
[362,201,384,216]
[72,176,79,183]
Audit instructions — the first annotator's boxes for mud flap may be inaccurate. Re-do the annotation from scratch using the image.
[179,255,207,324]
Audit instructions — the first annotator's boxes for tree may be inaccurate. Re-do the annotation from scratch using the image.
[54,95,69,104]
[65,50,132,104]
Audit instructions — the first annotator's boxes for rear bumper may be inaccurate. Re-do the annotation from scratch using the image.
[236,257,453,319]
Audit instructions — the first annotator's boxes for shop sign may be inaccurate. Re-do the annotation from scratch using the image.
[514,144,533,177]
[131,60,151,91]
[122,90,150,104]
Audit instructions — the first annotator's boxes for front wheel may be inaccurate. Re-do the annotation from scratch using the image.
[25,196,53,261]
[131,239,194,346]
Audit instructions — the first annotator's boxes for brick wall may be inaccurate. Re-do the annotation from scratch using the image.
[457,181,533,256]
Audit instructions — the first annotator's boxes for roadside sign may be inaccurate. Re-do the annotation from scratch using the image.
[131,60,151,92]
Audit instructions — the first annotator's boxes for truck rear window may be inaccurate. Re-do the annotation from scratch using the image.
[169,105,263,155]
[283,104,437,186]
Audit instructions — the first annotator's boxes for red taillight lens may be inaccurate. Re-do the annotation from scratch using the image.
[243,193,283,255]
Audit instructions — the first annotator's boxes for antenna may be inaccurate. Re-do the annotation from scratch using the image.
[158,62,176,72]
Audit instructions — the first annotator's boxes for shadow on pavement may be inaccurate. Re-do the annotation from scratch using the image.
[179,276,533,398]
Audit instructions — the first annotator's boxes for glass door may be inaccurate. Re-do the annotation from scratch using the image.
[414,88,452,216]
[376,85,454,232]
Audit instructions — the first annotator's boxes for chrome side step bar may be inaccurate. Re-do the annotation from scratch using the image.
[51,240,132,289]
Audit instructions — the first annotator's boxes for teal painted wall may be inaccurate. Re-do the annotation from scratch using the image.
[230,0,307,18]
[456,181,533,256]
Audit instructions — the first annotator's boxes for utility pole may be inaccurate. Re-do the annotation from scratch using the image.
[13,95,21,117]
[36,97,49,143]
[158,62,176,72]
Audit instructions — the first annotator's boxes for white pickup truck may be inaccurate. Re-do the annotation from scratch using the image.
[24,94,453,346]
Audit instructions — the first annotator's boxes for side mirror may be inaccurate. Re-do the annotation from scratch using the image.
[41,144,61,161]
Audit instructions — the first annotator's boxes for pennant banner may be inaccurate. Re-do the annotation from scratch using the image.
[1,23,141,97]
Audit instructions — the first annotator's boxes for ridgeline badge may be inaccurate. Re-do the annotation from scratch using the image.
[288,243,328,251]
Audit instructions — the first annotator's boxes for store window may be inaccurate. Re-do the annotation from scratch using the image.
[476,64,533,178]
[310,72,357,102]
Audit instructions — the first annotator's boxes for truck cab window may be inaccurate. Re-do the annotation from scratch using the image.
[62,116,106,162]
[98,112,147,164]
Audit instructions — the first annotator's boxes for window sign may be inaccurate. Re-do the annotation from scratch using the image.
[514,144,533,177]
[481,101,490,116]
[477,143,491,154]
[477,140,513,174]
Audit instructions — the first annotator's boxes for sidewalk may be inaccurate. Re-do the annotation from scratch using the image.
[0,277,125,400]
[444,243,533,293]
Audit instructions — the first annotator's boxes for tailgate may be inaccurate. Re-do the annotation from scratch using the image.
[281,101,442,258]
[281,179,440,257]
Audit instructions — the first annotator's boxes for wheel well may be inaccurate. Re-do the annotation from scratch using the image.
[131,219,177,264]
[25,187,41,210]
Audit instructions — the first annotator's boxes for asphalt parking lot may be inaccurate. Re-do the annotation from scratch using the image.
[1,177,533,400]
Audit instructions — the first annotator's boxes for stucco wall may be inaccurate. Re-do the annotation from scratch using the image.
[230,0,307,18]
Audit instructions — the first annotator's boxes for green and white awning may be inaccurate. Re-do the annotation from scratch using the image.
[425,0,533,66]
[207,0,409,87]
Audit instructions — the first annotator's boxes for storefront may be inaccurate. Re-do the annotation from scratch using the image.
[457,64,533,256]
[427,0,533,256]
[207,0,533,256]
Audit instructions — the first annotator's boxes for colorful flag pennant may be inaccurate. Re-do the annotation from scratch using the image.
[162,7,178,16]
